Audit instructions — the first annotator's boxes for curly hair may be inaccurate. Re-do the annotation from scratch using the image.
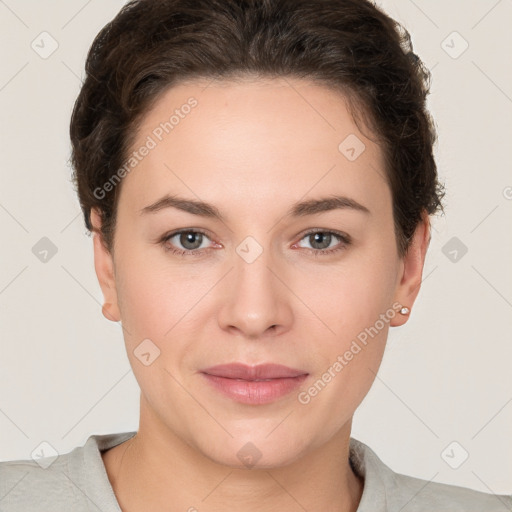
[69,0,444,256]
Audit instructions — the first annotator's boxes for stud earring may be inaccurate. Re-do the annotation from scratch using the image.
[399,306,410,315]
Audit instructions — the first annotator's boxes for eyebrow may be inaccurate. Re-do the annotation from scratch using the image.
[139,194,370,221]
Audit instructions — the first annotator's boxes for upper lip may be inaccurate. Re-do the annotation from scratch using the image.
[201,363,308,380]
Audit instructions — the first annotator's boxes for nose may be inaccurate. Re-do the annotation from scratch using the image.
[216,245,293,340]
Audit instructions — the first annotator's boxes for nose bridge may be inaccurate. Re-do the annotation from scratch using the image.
[217,236,291,337]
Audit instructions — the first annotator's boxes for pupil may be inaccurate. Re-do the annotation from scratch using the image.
[312,232,330,249]
[182,232,201,249]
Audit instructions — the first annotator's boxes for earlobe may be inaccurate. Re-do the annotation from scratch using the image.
[91,208,121,323]
[390,212,431,327]
[101,302,119,322]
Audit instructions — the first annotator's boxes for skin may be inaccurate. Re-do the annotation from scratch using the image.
[92,77,430,512]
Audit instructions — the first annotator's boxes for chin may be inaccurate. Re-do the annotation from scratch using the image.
[195,431,311,470]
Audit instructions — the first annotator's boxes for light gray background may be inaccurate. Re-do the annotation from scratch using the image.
[1,0,511,496]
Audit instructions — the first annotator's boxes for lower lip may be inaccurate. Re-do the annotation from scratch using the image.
[201,373,308,405]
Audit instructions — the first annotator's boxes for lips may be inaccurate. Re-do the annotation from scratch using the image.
[200,363,309,405]
[202,363,307,380]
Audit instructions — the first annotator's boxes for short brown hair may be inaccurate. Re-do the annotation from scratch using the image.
[70,0,444,256]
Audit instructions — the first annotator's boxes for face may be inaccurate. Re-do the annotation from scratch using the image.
[92,77,428,469]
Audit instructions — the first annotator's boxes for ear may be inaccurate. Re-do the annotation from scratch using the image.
[90,208,121,323]
[390,211,431,327]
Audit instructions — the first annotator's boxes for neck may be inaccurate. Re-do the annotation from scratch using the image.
[102,408,364,512]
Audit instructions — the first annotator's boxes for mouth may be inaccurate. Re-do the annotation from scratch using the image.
[200,363,309,405]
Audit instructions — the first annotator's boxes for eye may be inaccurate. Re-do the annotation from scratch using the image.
[160,229,214,256]
[159,228,351,257]
[294,229,351,256]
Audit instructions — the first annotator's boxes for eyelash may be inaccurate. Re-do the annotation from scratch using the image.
[159,228,351,257]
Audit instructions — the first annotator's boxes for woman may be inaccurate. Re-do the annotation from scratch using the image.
[1,0,510,510]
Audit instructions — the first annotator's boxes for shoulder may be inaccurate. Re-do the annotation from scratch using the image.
[350,438,512,512]
[0,452,81,511]
[0,431,136,512]
[386,469,512,511]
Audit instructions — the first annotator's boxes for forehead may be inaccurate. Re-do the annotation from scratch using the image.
[119,77,390,216]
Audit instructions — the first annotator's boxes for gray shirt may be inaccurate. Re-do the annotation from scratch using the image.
[1,431,510,511]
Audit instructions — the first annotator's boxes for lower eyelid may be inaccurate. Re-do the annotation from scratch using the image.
[162,229,350,254]
[165,230,212,250]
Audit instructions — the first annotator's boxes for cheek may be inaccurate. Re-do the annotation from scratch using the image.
[114,243,189,333]
[296,294,393,441]
[300,250,398,340]
[114,255,209,372]
[116,271,165,336]
[295,241,398,400]
[305,267,393,388]
[115,268,194,394]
